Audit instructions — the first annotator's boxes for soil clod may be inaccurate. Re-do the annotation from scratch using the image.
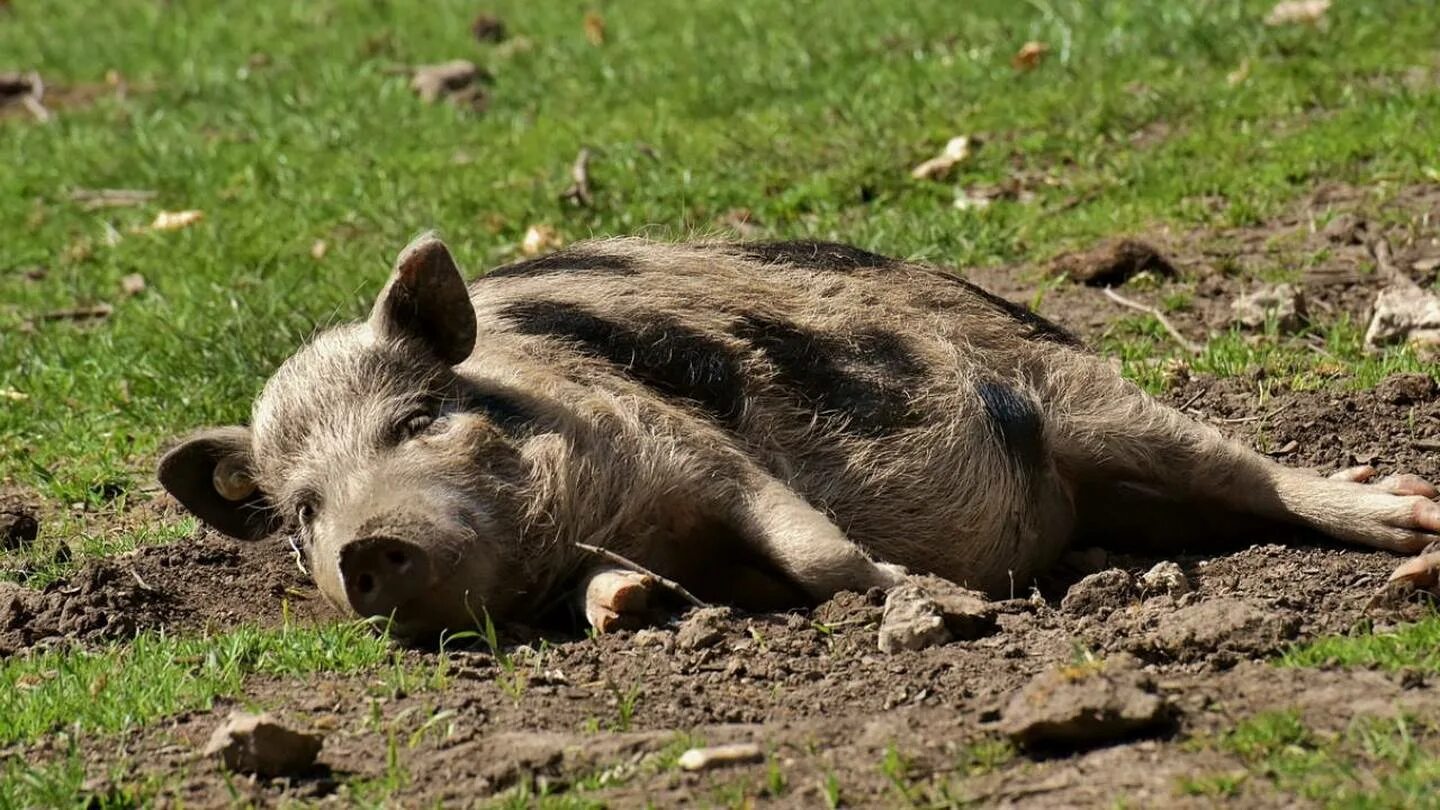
[1138,562,1190,598]
[1375,372,1438,405]
[1049,239,1177,286]
[1143,597,1299,664]
[1232,282,1307,332]
[1061,569,1135,616]
[999,659,1172,751]
[203,711,322,777]
[878,584,951,653]
[1,508,38,551]
[676,606,730,651]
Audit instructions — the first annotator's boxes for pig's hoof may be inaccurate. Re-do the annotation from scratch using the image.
[584,569,656,633]
[1328,467,1440,553]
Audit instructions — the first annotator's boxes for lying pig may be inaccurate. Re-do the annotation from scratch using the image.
[158,235,1440,639]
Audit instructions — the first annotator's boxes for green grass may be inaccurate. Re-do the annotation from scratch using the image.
[1280,615,1440,672]
[1182,711,1440,807]
[3,0,1440,511]
[0,620,419,809]
[0,620,397,746]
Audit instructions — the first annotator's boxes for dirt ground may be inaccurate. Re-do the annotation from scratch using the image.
[5,185,1440,807]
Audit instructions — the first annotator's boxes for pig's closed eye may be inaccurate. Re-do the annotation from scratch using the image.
[396,410,438,441]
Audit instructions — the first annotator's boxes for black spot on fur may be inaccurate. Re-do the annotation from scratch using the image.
[977,382,1045,472]
[734,315,923,437]
[935,273,1082,347]
[463,387,534,434]
[486,249,636,279]
[500,301,745,423]
[736,241,896,271]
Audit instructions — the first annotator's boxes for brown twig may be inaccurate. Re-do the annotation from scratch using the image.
[1369,237,1401,283]
[574,542,708,608]
[40,304,113,322]
[560,147,594,207]
[1101,287,1203,354]
[1212,399,1296,424]
[1411,438,1440,452]
[1175,387,1208,413]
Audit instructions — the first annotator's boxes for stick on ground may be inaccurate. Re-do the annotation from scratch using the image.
[1101,287,1203,354]
[574,542,709,608]
[561,147,594,207]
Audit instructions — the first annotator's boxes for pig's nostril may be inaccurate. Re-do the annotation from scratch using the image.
[356,572,376,595]
[385,548,410,571]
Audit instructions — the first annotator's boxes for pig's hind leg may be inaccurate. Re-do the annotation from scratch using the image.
[1050,357,1440,555]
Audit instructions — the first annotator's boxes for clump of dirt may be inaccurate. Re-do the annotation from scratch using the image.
[1048,238,1178,286]
[0,530,336,655]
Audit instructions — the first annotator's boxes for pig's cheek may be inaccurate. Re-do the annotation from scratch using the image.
[307,535,349,610]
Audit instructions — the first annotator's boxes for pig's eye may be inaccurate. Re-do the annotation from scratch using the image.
[396,410,436,441]
[295,501,317,528]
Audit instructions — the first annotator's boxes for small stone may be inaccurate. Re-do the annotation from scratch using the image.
[1060,569,1135,616]
[1365,283,1440,350]
[878,585,951,653]
[203,711,322,777]
[676,606,730,651]
[999,660,1171,750]
[1138,562,1190,597]
[677,742,763,772]
[1231,283,1307,332]
[1,510,39,551]
[910,575,999,641]
[1374,373,1437,405]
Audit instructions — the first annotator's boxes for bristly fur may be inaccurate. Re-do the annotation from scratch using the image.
[162,236,1440,635]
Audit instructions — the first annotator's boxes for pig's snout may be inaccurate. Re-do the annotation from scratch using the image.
[339,536,433,619]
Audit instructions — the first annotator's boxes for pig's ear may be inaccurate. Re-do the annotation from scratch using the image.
[157,426,278,541]
[369,233,477,365]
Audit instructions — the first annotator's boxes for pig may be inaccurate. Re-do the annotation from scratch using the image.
[158,234,1440,639]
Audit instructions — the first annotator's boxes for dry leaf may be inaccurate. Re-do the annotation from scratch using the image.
[0,388,28,402]
[471,13,507,43]
[1264,0,1330,25]
[1226,59,1252,87]
[119,273,146,296]
[1012,41,1049,71]
[521,224,563,256]
[310,239,328,260]
[910,136,972,181]
[410,60,482,105]
[583,11,606,46]
[149,210,204,231]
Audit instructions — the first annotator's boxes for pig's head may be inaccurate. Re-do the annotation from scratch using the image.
[158,235,538,640]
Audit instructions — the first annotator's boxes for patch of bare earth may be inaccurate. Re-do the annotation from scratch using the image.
[7,186,1440,806]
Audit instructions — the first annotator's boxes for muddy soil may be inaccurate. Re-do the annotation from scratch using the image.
[5,185,1440,807]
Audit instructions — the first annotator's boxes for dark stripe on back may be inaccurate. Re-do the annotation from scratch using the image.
[976,382,1045,472]
[934,272,1082,347]
[733,315,924,437]
[735,240,896,271]
[486,249,637,279]
[499,300,745,424]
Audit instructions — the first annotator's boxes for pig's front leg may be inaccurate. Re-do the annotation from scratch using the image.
[728,476,908,601]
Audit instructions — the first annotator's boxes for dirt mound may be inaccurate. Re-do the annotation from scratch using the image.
[0,530,336,655]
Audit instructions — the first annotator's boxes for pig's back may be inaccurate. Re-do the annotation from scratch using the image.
[468,238,1080,589]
